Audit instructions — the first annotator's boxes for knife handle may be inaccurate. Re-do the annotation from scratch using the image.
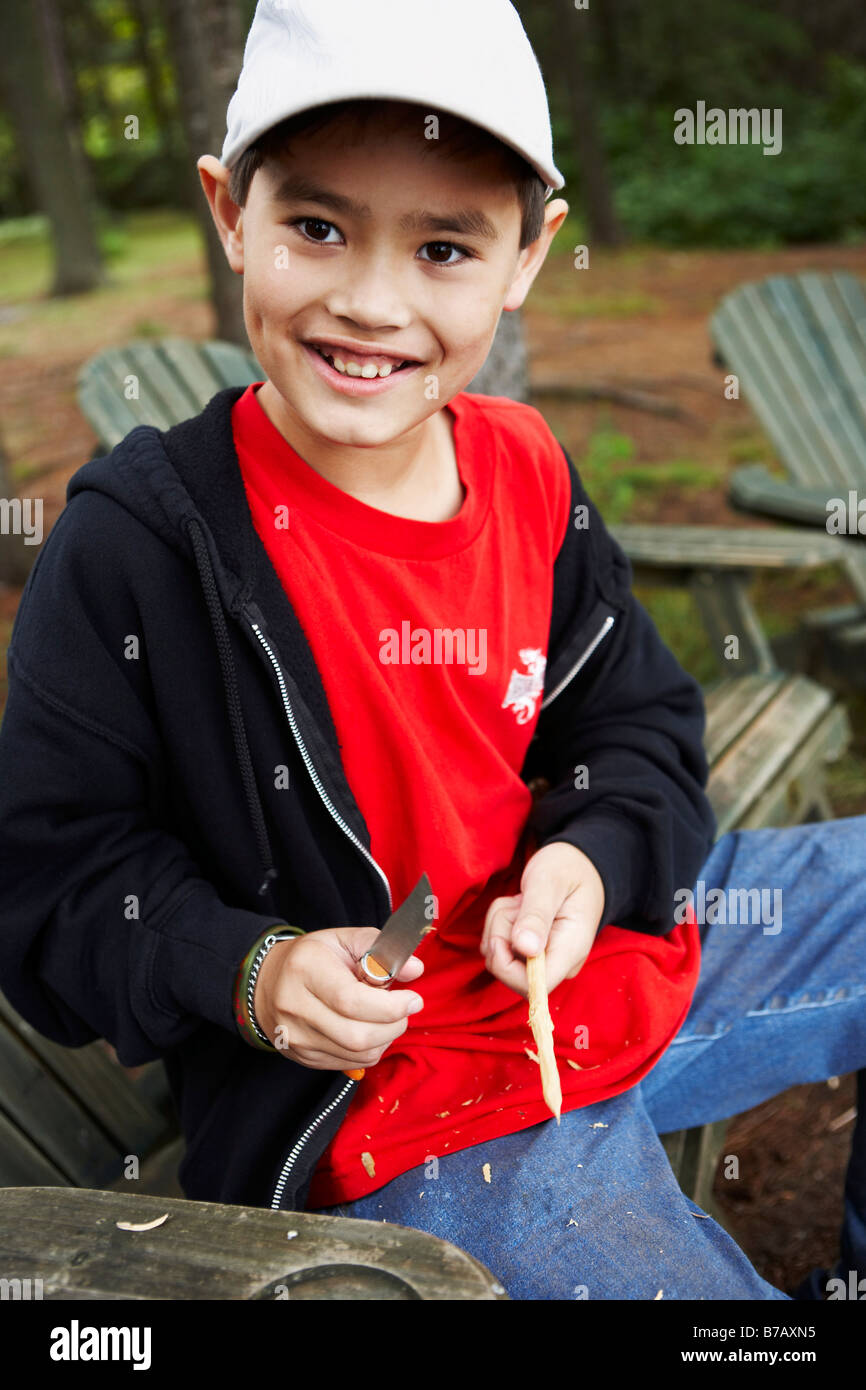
[343,952,395,1079]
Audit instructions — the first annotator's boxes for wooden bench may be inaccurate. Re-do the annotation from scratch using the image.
[78,337,263,452]
[0,1186,508,1300]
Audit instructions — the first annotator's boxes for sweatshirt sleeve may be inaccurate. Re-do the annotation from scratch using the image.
[0,505,287,1066]
[523,450,717,936]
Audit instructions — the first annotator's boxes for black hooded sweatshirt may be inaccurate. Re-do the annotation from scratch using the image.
[0,385,716,1211]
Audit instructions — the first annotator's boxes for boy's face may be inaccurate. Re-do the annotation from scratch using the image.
[199,113,567,454]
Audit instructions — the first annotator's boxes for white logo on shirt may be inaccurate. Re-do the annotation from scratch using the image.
[502,648,547,724]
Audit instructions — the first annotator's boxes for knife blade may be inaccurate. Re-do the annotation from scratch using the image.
[358,872,433,985]
[344,871,432,1081]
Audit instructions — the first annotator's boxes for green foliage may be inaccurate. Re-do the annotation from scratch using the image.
[575,427,637,523]
[602,57,866,248]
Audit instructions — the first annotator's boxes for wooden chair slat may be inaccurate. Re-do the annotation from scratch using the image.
[831,269,866,360]
[613,523,842,571]
[712,290,833,485]
[0,1110,71,1188]
[731,703,850,831]
[199,340,262,389]
[0,994,170,1153]
[707,676,836,834]
[120,342,207,423]
[798,274,866,456]
[0,1019,122,1186]
[158,338,227,405]
[762,276,866,482]
[703,674,786,764]
[80,354,174,438]
[77,374,144,452]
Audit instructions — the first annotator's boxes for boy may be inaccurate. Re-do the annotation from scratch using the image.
[0,0,863,1301]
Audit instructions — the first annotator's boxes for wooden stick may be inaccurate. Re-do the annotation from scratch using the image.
[526,953,562,1123]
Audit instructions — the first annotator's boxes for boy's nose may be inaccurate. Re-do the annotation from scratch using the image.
[324,259,413,333]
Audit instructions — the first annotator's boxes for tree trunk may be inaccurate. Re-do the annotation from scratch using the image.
[552,0,625,248]
[0,0,104,296]
[0,432,37,587]
[468,311,530,401]
[162,0,247,344]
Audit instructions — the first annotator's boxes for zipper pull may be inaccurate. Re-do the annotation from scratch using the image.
[257,866,279,896]
[245,601,268,635]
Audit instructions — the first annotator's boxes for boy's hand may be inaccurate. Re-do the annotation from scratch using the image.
[253,928,424,1070]
[481,842,605,998]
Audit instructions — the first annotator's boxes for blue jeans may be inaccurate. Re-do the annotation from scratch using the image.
[308,818,866,1300]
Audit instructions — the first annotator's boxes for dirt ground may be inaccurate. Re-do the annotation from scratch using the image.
[2,234,864,1294]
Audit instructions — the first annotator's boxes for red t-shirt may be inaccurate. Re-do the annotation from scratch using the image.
[232,384,700,1204]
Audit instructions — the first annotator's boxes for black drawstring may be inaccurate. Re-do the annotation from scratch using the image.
[186,518,279,898]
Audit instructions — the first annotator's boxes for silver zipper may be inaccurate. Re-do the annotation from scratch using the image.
[250,622,392,913]
[271,1076,357,1210]
[540,615,615,710]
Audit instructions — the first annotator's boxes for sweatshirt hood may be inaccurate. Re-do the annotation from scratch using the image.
[67,386,257,618]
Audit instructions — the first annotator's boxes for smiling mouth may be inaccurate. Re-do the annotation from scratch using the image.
[307,343,421,380]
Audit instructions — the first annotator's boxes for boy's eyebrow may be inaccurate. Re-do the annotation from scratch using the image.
[270,173,499,242]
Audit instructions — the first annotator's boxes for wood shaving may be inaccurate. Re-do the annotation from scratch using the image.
[692,1212,710,1219]
[590,1122,608,1128]
[829,1106,858,1132]
[286,1230,298,1240]
[115,1214,169,1232]
[654,1290,663,1300]
[361,1151,376,1177]
[482,1163,492,1184]
[526,954,562,1123]
[524,1047,540,1063]
[389,1099,400,1114]
[436,1110,450,1118]
[567,1218,578,1228]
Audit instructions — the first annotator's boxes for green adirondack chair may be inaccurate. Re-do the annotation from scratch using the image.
[708,270,866,667]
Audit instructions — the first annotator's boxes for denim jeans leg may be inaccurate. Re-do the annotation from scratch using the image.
[313,1088,790,1300]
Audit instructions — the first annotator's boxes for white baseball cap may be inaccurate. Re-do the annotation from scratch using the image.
[220,0,565,193]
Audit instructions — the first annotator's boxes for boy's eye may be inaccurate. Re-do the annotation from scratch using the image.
[294,218,342,244]
[419,241,472,266]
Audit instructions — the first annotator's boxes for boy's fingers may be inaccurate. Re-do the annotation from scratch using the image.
[486,935,530,996]
[314,965,423,1025]
[394,955,425,984]
[481,894,521,954]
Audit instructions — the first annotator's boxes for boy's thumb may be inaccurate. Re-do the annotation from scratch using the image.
[511,873,560,958]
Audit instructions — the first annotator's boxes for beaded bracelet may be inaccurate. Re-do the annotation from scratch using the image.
[233,925,305,1050]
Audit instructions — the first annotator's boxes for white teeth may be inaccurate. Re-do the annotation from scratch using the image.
[314,347,400,380]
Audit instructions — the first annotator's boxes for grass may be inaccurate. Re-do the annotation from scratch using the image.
[0,211,204,359]
[573,424,727,525]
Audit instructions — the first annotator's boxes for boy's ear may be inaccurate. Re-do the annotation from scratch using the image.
[502,198,569,312]
[197,155,245,274]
